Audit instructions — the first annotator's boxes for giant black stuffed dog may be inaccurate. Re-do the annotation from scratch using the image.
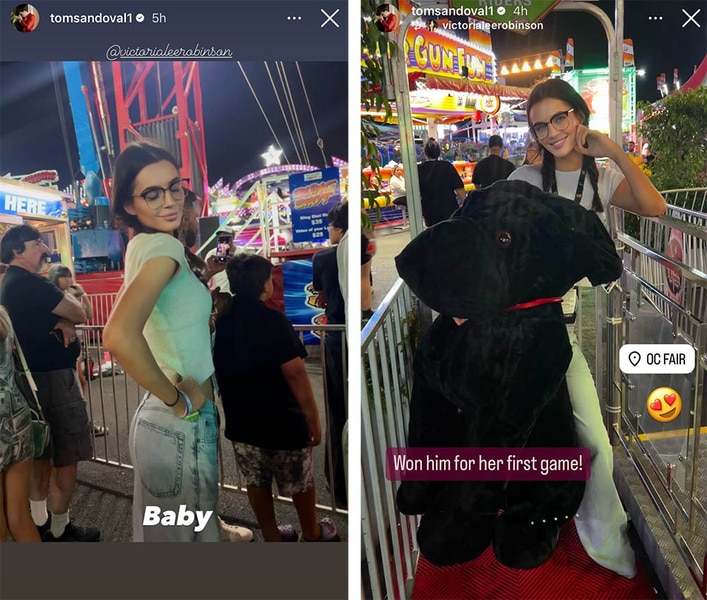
[395,180,622,569]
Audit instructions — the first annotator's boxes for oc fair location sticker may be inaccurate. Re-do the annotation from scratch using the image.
[619,344,695,374]
[646,387,682,423]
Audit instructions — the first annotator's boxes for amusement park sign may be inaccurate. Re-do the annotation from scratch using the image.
[289,167,341,243]
[406,28,494,83]
[0,190,65,219]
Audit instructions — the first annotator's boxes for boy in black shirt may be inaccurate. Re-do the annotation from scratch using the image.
[214,254,339,542]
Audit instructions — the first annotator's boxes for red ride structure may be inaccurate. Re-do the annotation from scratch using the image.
[110,61,210,213]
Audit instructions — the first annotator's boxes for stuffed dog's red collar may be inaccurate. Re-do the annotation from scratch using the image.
[506,297,563,311]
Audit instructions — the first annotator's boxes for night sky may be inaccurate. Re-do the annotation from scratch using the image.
[489,0,706,102]
[0,61,348,190]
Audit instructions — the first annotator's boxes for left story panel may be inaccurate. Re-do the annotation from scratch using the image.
[0,1,350,598]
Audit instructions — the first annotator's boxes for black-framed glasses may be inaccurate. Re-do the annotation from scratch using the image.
[133,178,190,210]
[530,108,575,140]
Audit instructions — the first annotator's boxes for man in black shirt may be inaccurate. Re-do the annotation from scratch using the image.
[417,138,466,226]
[312,203,347,508]
[472,135,516,188]
[0,225,99,542]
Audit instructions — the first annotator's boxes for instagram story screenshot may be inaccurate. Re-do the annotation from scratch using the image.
[0,1,349,599]
[361,1,706,599]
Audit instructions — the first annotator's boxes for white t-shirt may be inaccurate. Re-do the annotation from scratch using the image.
[389,174,406,200]
[508,164,625,314]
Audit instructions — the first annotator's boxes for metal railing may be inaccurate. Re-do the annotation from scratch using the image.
[608,190,707,595]
[661,188,707,214]
[77,322,348,515]
[361,279,420,600]
[360,190,707,598]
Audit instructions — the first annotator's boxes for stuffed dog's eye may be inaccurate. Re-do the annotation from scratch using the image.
[497,231,512,247]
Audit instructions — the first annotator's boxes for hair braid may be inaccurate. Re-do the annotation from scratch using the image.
[583,155,604,212]
[540,149,557,193]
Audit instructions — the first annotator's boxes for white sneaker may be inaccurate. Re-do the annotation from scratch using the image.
[218,517,253,543]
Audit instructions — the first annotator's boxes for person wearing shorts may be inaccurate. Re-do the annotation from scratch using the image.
[214,254,339,542]
[0,307,40,541]
[0,225,99,542]
[233,444,314,499]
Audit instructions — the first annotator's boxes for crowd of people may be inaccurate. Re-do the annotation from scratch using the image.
[0,141,346,543]
[0,225,98,541]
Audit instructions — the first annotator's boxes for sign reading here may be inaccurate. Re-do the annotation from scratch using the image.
[0,191,64,218]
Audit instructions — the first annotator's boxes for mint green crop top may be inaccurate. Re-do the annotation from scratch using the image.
[124,233,214,385]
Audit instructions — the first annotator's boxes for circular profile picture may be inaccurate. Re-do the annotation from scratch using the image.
[11,3,39,32]
[374,3,399,34]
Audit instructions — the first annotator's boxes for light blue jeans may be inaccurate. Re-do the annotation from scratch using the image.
[129,393,220,542]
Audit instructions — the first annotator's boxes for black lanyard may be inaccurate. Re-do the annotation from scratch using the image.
[551,167,587,204]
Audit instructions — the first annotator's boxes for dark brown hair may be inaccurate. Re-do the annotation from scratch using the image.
[110,141,182,232]
[180,189,209,286]
[226,254,273,299]
[0,224,41,264]
[527,79,603,212]
[424,138,441,159]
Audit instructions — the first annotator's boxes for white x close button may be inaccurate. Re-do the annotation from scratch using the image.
[682,8,701,28]
[321,8,340,28]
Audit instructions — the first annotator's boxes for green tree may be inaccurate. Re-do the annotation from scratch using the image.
[638,86,707,191]
[361,0,398,226]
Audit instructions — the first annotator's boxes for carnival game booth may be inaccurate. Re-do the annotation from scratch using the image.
[0,177,74,268]
[202,164,347,343]
[362,15,530,228]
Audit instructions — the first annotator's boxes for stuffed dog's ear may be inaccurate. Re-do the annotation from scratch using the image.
[395,219,482,318]
[571,209,623,286]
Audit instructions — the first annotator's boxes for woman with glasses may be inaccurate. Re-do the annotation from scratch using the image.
[508,79,665,578]
[104,141,220,541]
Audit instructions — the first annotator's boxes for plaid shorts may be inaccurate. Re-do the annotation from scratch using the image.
[233,442,314,497]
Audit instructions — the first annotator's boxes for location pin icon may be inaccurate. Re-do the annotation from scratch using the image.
[629,351,641,367]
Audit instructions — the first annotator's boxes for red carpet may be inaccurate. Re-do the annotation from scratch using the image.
[412,521,657,600]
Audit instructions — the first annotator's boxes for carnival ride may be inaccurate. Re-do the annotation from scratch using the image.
[55,61,344,274]
[42,59,347,341]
